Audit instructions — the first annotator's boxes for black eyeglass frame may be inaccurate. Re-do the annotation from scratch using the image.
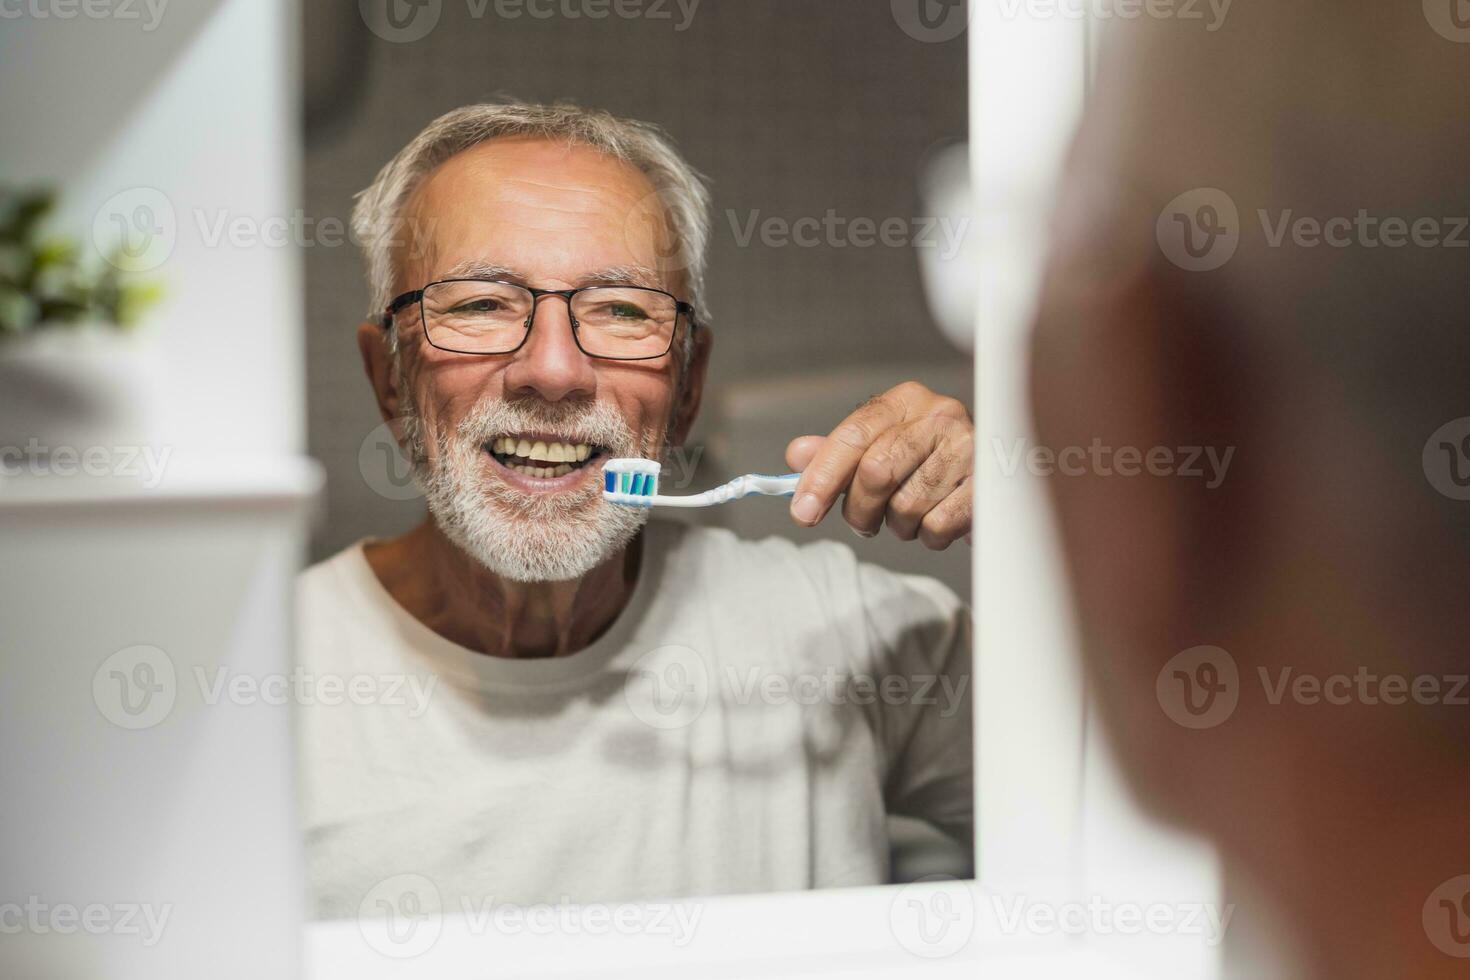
[383,278,697,362]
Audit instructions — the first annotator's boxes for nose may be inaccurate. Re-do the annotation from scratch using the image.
[502,294,598,403]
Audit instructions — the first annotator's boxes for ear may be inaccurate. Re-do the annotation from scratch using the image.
[668,324,712,447]
[1028,259,1202,823]
[357,318,404,425]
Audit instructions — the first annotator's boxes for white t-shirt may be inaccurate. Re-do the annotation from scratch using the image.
[298,519,973,920]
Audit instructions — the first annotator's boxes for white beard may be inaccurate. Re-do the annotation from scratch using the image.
[400,394,657,582]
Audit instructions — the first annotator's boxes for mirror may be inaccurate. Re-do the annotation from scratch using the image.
[300,0,975,930]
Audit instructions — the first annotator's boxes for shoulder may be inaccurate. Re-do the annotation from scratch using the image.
[297,542,365,601]
[654,519,965,623]
[295,542,382,641]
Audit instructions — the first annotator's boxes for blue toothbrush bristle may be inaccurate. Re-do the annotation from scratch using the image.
[603,459,660,505]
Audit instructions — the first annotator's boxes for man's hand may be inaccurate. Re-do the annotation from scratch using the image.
[785,381,973,550]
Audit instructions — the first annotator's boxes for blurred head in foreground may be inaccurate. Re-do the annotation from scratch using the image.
[1029,3,1470,977]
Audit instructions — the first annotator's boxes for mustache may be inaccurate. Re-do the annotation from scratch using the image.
[453,396,645,457]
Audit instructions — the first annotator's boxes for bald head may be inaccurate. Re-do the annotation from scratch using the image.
[1030,6,1470,975]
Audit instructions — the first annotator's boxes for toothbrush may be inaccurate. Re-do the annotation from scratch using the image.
[602,457,800,508]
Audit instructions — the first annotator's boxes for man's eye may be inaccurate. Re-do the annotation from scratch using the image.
[452,299,502,314]
[607,303,647,319]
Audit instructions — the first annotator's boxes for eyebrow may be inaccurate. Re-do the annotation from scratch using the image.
[436,260,666,291]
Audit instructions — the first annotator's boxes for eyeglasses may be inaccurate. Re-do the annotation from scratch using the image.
[384,279,697,361]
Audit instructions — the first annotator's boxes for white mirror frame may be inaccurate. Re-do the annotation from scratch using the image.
[307,5,1213,978]
[303,4,1223,977]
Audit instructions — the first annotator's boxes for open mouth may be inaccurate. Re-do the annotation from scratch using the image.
[484,433,607,480]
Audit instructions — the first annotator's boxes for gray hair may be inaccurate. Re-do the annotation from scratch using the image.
[350,101,711,323]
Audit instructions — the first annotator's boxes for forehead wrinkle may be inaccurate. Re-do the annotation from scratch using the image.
[432,260,665,292]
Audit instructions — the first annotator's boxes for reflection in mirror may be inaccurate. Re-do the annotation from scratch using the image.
[300,0,974,923]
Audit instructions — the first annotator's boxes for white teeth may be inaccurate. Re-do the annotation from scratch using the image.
[494,436,593,469]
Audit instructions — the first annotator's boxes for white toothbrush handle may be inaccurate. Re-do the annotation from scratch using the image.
[648,472,801,508]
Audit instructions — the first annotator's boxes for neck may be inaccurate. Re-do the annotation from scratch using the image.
[364,518,641,659]
[1226,773,1470,980]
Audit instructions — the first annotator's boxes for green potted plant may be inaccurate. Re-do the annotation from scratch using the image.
[0,188,165,466]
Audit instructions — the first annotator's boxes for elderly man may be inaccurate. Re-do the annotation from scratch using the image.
[1031,2,1470,977]
[299,103,974,918]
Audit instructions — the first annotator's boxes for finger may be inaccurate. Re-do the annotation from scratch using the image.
[884,420,973,541]
[785,435,825,473]
[916,481,973,550]
[841,421,936,537]
[790,395,907,526]
[888,380,971,426]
